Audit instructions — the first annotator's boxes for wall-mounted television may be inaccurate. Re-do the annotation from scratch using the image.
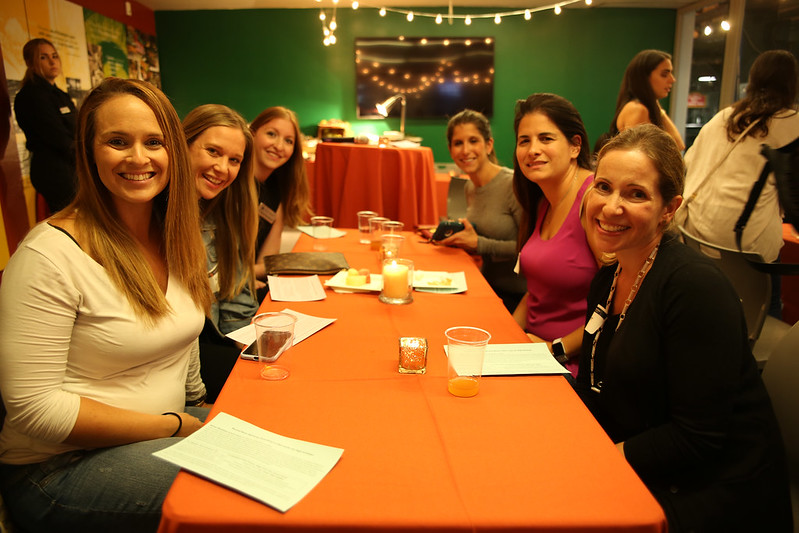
[355,36,494,119]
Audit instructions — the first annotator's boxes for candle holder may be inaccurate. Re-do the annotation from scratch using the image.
[379,258,413,305]
[380,234,405,262]
[398,337,427,373]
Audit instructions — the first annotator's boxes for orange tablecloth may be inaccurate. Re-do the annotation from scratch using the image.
[158,231,666,533]
[310,143,439,229]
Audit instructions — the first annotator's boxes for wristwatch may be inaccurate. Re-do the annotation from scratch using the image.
[552,338,569,364]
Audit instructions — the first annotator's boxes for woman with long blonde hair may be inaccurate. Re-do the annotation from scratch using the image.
[0,78,211,532]
[184,103,258,401]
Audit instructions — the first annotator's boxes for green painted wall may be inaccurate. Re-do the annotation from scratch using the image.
[155,7,676,163]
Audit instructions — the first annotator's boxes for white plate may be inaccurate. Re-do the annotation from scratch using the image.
[324,269,383,293]
[412,271,467,294]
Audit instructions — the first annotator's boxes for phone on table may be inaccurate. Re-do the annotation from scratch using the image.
[240,343,258,361]
[431,220,465,241]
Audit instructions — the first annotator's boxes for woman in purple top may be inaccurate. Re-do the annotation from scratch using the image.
[511,93,600,377]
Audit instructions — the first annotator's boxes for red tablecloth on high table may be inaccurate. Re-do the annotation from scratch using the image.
[310,143,439,229]
[782,223,799,324]
[158,231,666,533]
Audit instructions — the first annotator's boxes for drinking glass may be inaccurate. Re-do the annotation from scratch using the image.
[253,312,297,380]
[369,216,390,251]
[356,210,379,244]
[445,326,491,397]
[311,216,334,250]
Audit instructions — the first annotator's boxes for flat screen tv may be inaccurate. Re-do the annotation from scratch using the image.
[355,36,494,119]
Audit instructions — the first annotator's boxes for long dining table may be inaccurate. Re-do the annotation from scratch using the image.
[158,231,666,533]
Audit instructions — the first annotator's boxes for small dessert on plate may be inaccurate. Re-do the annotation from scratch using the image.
[345,268,371,287]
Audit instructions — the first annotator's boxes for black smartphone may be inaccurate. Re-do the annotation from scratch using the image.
[431,220,465,241]
[239,343,258,361]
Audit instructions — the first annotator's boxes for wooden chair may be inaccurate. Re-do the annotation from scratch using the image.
[679,226,792,368]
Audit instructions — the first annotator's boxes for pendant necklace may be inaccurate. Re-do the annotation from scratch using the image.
[589,242,660,394]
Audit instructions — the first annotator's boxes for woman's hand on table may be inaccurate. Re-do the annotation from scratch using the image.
[437,219,478,252]
[525,332,550,350]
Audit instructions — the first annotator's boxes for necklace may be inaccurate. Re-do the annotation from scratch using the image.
[589,242,660,393]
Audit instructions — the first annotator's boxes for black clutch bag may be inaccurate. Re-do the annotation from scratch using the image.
[262,252,349,275]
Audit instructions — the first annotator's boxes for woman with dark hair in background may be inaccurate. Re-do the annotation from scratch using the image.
[679,49,799,263]
[512,93,600,377]
[14,38,77,212]
[579,124,791,531]
[249,106,312,280]
[606,49,685,151]
[439,109,525,311]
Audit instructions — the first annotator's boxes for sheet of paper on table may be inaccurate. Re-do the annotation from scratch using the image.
[267,274,327,301]
[226,309,336,347]
[445,343,570,375]
[296,225,347,239]
[153,412,344,513]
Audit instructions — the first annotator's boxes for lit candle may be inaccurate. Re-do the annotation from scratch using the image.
[382,260,409,299]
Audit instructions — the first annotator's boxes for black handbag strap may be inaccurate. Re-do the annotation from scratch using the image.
[734,144,799,275]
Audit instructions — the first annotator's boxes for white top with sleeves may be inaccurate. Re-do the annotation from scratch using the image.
[0,223,205,464]
[681,107,799,262]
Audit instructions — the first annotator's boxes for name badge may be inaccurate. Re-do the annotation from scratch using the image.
[59,106,71,114]
[258,203,277,224]
[585,304,607,335]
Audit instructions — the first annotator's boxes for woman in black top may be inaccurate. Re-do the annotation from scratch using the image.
[14,38,77,212]
[578,124,791,531]
[249,106,311,282]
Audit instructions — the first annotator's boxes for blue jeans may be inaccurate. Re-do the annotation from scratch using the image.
[0,407,208,533]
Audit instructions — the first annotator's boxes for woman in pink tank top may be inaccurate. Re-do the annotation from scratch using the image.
[511,93,601,377]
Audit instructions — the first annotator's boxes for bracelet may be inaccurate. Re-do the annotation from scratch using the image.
[162,412,182,437]
[185,392,207,407]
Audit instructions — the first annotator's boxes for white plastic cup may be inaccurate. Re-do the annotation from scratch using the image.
[445,326,491,398]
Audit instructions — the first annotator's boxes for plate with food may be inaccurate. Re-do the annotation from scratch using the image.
[324,268,383,293]
[412,271,467,294]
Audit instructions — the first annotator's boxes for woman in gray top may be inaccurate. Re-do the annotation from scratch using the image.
[440,109,526,311]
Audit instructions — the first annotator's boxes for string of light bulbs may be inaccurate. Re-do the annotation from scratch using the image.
[319,0,594,46]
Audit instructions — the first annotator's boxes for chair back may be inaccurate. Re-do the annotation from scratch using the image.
[761,320,799,530]
[447,176,469,220]
[679,227,771,345]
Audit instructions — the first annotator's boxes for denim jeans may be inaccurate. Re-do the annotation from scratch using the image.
[0,406,208,533]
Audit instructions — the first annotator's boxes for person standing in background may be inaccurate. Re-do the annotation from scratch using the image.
[14,38,77,212]
[604,49,685,152]
[678,49,799,263]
